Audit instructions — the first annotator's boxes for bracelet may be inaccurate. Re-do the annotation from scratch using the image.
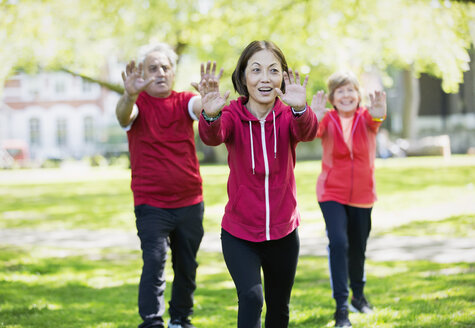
[291,105,307,116]
[202,110,222,122]
[372,115,386,122]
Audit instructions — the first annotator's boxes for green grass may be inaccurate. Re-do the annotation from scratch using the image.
[380,213,475,237]
[1,155,475,327]
[0,246,473,328]
[1,156,474,232]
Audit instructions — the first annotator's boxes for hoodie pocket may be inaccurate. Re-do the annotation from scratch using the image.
[269,184,297,227]
[228,184,266,228]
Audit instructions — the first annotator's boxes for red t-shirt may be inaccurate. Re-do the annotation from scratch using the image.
[127,91,203,208]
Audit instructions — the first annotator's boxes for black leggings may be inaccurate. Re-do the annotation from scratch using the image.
[221,228,300,328]
[319,201,372,309]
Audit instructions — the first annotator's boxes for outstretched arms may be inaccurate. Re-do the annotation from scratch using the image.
[116,61,155,127]
[191,61,230,119]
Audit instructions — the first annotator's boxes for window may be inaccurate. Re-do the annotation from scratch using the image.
[55,80,66,94]
[84,116,94,143]
[57,118,67,147]
[82,81,93,93]
[29,118,41,146]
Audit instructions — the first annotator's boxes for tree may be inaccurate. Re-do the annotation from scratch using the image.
[1,0,474,138]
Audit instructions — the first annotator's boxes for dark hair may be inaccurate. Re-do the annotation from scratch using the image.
[232,40,288,97]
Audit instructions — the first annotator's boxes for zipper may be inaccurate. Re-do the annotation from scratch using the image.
[348,113,361,202]
[260,119,271,241]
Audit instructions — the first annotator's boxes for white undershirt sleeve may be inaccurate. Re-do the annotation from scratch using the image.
[188,96,200,121]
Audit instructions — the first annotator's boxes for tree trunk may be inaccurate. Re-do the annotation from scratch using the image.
[401,67,420,140]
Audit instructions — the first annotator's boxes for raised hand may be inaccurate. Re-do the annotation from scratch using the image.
[121,60,155,98]
[311,90,329,121]
[275,68,308,111]
[191,61,230,117]
[368,90,387,119]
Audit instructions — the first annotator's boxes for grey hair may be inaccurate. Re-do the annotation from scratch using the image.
[138,43,178,72]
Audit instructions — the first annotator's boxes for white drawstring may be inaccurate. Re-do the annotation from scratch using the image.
[272,111,276,158]
[249,121,255,174]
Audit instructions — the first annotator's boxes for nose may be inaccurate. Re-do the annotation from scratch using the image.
[261,70,270,82]
[157,67,166,76]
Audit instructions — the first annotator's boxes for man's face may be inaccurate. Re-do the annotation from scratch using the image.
[143,51,175,98]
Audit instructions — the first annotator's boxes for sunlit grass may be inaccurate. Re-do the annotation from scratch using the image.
[379,213,475,237]
[1,155,474,232]
[0,246,473,328]
[0,156,474,327]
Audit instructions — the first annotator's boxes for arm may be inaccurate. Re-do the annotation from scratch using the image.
[194,61,231,146]
[115,60,155,127]
[275,69,318,141]
[290,105,318,142]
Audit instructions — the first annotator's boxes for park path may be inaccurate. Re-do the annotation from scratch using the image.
[1,186,474,263]
[1,226,474,263]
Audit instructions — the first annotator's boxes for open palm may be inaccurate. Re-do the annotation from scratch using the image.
[276,68,308,111]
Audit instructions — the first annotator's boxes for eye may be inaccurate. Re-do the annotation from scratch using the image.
[252,67,260,72]
[149,65,157,72]
[162,66,169,72]
[271,68,280,73]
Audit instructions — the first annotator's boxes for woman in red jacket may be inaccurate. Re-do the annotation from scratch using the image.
[311,71,386,328]
[195,40,318,328]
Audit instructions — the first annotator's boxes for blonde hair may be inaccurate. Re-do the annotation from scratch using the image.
[327,71,361,105]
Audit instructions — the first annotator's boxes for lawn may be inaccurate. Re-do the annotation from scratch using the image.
[0,155,474,327]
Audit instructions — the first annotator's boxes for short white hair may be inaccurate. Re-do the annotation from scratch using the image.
[138,42,178,72]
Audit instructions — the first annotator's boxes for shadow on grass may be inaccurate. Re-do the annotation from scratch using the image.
[1,249,474,328]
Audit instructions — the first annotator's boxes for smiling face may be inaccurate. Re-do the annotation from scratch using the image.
[244,50,283,114]
[331,82,360,117]
[143,51,175,98]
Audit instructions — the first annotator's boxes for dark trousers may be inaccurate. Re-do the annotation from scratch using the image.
[221,228,300,328]
[135,202,204,328]
[319,201,372,310]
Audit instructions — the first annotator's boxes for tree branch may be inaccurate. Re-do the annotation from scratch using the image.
[60,68,124,94]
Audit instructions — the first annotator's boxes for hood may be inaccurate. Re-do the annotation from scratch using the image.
[226,97,289,175]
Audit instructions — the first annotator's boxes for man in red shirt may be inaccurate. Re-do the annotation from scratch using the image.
[116,43,205,328]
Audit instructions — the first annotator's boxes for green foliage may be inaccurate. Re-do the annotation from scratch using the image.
[1,0,474,96]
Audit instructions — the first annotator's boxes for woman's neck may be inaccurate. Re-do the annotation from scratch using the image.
[337,109,356,118]
[245,102,273,120]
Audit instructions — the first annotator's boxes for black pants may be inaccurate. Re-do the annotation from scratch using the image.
[221,228,300,328]
[135,202,204,328]
[319,201,372,310]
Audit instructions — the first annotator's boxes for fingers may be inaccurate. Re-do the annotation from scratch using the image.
[302,75,309,88]
[200,62,205,78]
[190,82,199,93]
[283,72,290,86]
[288,68,295,84]
[286,68,307,87]
[223,90,231,102]
[217,68,224,80]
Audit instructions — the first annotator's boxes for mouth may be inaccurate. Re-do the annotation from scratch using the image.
[258,87,274,94]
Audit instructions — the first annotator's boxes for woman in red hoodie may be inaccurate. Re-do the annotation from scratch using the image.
[195,41,318,328]
[311,71,386,328]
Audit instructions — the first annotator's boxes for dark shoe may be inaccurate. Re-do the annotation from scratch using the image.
[168,317,196,328]
[350,296,374,314]
[334,308,352,328]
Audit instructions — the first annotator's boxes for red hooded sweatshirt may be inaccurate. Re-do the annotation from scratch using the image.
[317,107,382,205]
[199,97,318,242]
